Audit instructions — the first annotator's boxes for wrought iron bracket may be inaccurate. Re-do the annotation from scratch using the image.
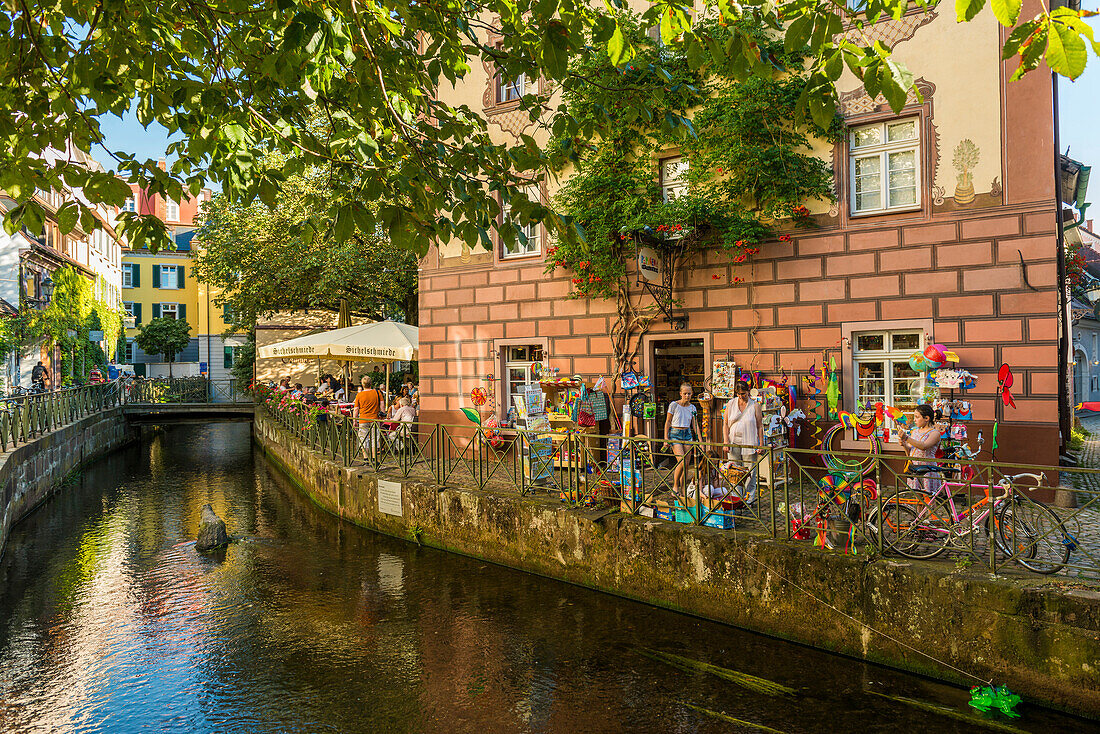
[637,244,687,330]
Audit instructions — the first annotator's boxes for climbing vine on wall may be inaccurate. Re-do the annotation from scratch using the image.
[547,15,841,374]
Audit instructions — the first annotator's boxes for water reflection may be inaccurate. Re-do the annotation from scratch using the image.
[0,424,1094,733]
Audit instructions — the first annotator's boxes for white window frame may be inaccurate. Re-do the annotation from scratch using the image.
[123,197,136,213]
[497,72,525,103]
[124,339,134,363]
[166,199,180,222]
[123,302,135,318]
[504,345,543,420]
[660,156,689,203]
[122,264,134,288]
[851,329,925,424]
[160,302,179,320]
[160,265,179,289]
[849,118,921,216]
[501,184,541,259]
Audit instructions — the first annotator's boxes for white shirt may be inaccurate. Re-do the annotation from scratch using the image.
[725,397,761,447]
[667,401,697,428]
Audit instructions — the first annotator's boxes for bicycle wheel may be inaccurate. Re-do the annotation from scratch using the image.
[995,496,1070,574]
[870,493,951,559]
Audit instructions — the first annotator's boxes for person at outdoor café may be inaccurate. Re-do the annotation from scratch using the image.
[664,381,702,496]
[353,376,383,456]
[330,378,346,401]
[724,380,764,504]
[291,382,304,398]
[898,404,944,494]
[387,396,417,449]
[277,378,290,392]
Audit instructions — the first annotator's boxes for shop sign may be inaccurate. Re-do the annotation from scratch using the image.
[637,246,661,283]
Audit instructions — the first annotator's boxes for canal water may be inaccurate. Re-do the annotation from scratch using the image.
[0,423,1094,733]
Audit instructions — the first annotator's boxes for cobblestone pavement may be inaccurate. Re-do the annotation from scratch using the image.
[1057,413,1100,579]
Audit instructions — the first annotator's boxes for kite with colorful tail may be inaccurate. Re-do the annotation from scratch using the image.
[804,362,825,450]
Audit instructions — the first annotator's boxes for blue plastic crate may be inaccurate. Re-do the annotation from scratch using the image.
[673,500,734,529]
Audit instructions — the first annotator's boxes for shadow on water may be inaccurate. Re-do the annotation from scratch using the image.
[0,423,1095,733]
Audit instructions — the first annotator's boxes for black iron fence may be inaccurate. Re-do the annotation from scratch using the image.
[260,394,1100,581]
[0,382,121,452]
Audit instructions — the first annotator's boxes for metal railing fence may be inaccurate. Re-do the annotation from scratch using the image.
[0,382,121,452]
[259,394,1100,581]
[121,376,249,404]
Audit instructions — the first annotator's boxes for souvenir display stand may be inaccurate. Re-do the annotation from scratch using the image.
[513,364,611,500]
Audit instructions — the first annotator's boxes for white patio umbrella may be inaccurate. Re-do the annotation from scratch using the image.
[259,321,418,402]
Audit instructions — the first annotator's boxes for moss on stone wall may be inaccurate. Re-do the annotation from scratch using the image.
[254,411,1100,716]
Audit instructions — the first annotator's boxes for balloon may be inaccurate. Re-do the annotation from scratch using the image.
[909,351,931,372]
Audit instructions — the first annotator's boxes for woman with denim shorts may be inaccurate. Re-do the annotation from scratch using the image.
[665,382,702,495]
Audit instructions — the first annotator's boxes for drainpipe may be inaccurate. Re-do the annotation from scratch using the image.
[1065,202,1091,233]
[1054,73,1071,449]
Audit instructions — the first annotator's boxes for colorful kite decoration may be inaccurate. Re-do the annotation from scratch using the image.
[884,405,910,427]
[838,410,877,439]
[825,355,840,420]
[804,362,825,450]
[998,363,1016,409]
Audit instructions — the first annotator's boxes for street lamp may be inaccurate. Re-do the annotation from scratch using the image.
[40,275,54,305]
[26,274,55,310]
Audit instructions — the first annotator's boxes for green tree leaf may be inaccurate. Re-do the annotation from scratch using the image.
[990,0,1022,27]
[1047,19,1088,79]
[956,0,986,23]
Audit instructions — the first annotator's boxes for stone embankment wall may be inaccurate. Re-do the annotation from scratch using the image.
[254,411,1100,716]
[0,408,141,558]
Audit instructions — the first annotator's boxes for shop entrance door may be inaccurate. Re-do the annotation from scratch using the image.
[649,339,705,441]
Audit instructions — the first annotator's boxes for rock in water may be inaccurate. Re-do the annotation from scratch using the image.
[196,504,229,551]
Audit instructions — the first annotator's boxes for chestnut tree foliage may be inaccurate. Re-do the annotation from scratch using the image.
[0,0,1096,255]
[193,166,420,326]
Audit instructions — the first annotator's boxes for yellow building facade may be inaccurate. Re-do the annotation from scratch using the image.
[121,234,245,381]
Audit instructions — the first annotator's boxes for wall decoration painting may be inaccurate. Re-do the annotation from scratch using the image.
[712,361,738,398]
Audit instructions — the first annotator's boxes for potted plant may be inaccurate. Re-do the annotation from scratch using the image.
[953,139,980,205]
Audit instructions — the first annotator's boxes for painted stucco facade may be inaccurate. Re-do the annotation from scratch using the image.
[417,7,1063,465]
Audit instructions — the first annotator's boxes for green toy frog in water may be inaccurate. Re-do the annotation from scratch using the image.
[969,685,1022,718]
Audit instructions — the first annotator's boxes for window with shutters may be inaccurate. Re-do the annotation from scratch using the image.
[123,302,135,318]
[160,302,178,320]
[159,265,179,289]
[224,345,239,369]
[124,340,134,363]
[122,264,134,288]
[166,199,180,222]
[849,118,920,215]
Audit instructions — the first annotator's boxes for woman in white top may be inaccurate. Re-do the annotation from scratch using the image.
[664,382,702,495]
[723,380,765,504]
